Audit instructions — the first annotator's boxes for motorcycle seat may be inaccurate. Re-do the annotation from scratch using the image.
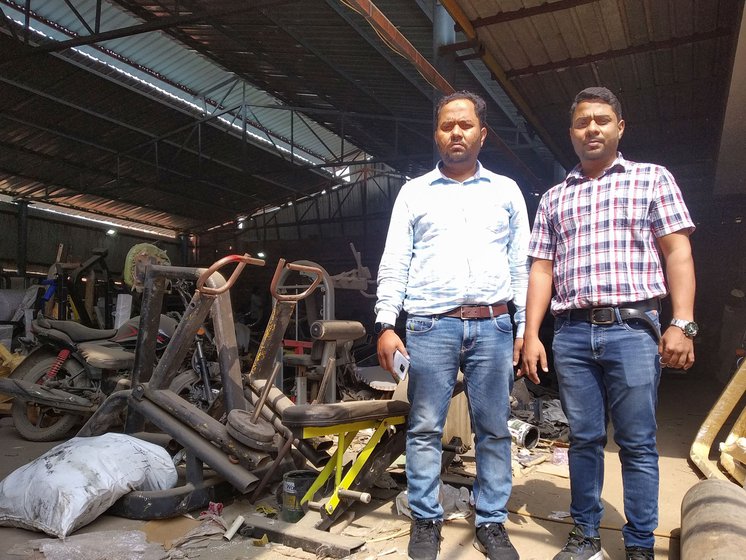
[35,317,117,342]
[78,342,135,370]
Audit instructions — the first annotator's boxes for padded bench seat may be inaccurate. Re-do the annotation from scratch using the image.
[282,399,410,430]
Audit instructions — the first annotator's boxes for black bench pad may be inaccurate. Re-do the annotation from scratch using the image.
[282,399,410,429]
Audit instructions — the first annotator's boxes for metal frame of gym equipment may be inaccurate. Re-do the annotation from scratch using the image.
[682,358,746,559]
[78,254,414,557]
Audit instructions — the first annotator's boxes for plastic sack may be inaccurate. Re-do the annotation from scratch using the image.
[0,432,178,538]
[395,483,471,521]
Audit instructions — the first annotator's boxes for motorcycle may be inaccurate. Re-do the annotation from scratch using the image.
[0,312,220,442]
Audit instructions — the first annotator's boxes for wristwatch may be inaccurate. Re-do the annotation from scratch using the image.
[374,322,395,335]
[670,318,699,338]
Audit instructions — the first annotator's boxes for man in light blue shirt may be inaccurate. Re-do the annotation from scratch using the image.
[375,91,532,560]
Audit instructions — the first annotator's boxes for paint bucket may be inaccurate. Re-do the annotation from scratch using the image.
[280,470,317,523]
[508,418,540,449]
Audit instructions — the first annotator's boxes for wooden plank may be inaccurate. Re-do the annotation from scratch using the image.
[240,513,365,558]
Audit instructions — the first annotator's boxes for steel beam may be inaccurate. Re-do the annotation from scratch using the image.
[439,0,572,170]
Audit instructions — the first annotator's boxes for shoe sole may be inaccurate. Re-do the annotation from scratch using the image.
[473,535,520,558]
[551,552,603,560]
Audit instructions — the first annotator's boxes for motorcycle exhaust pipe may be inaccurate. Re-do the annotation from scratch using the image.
[0,378,96,413]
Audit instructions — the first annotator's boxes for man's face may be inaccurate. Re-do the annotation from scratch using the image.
[569,100,625,165]
[435,99,487,168]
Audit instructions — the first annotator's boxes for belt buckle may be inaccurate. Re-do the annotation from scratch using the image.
[459,306,475,319]
[590,307,615,325]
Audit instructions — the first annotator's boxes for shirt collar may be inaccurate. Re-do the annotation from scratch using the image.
[430,160,490,185]
[566,152,628,185]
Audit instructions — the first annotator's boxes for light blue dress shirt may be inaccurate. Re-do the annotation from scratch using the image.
[375,162,530,337]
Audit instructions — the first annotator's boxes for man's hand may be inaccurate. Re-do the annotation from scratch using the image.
[658,326,695,370]
[513,337,524,369]
[377,330,407,381]
[518,334,546,385]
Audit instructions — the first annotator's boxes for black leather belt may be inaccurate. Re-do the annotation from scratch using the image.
[562,298,661,341]
[440,303,508,319]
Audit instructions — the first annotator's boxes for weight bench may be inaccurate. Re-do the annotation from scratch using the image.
[281,380,410,530]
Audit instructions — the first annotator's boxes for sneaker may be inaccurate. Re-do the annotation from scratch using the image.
[625,546,654,560]
[473,523,519,559]
[553,525,603,560]
[408,518,442,560]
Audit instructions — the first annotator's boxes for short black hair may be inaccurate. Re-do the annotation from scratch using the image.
[436,91,487,129]
[570,87,623,122]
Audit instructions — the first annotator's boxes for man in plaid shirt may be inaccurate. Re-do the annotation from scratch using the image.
[520,87,696,560]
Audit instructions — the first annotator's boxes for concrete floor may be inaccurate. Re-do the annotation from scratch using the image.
[0,366,729,560]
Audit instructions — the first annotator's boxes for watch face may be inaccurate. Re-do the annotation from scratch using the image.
[684,322,699,337]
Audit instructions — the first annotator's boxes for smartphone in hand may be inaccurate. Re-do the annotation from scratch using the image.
[393,349,410,380]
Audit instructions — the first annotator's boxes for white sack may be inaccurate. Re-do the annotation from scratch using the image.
[0,433,177,538]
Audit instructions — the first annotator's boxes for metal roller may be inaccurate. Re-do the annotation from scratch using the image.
[310,320,366,342]
[680,478,746,560]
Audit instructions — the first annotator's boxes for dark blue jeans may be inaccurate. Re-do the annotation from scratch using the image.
[405,313,514,527]
[553,309,661,548]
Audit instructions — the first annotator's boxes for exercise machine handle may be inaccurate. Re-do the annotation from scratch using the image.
[270,259,323,301]
[196,253,265,295]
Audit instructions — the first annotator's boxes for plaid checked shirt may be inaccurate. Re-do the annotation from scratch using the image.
[528,153,695,315]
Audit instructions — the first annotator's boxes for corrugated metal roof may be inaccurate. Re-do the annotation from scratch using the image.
[18,0,356,165]
[443,0,744,213]
[0,0,743,236]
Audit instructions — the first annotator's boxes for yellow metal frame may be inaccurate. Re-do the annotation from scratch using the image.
[690,358,746,482]
[298,415,406,515]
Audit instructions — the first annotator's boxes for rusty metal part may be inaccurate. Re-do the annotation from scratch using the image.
[337,488,371,503]
[270,259,323,302]
[0,377,96,412]
[249,435,295,503]
[77,389,132,436]
[128,396,259,493]
[196,253,265,296]
[141,385,269,470]
[243,382,329,467]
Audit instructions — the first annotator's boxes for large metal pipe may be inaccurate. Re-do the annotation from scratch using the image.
[141,386,269,470]
[128,397,258,493]
[681,479,746,560]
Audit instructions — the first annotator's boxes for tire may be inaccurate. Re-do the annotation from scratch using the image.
[11,350,88,442]
[169,370,224,419]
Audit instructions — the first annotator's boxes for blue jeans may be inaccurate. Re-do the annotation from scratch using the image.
[405,313,514,527]
[552,309,661,548]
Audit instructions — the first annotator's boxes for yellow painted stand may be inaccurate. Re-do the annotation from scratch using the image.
[298,415,406,516]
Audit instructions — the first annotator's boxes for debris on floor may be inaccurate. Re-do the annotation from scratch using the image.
[14,530,167,560]
[395,483,471,521]
[510,378,570,443]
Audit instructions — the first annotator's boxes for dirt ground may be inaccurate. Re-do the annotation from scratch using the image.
[0,366,732,560]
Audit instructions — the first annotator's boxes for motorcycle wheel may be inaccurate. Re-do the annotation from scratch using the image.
[11,349,87,442]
